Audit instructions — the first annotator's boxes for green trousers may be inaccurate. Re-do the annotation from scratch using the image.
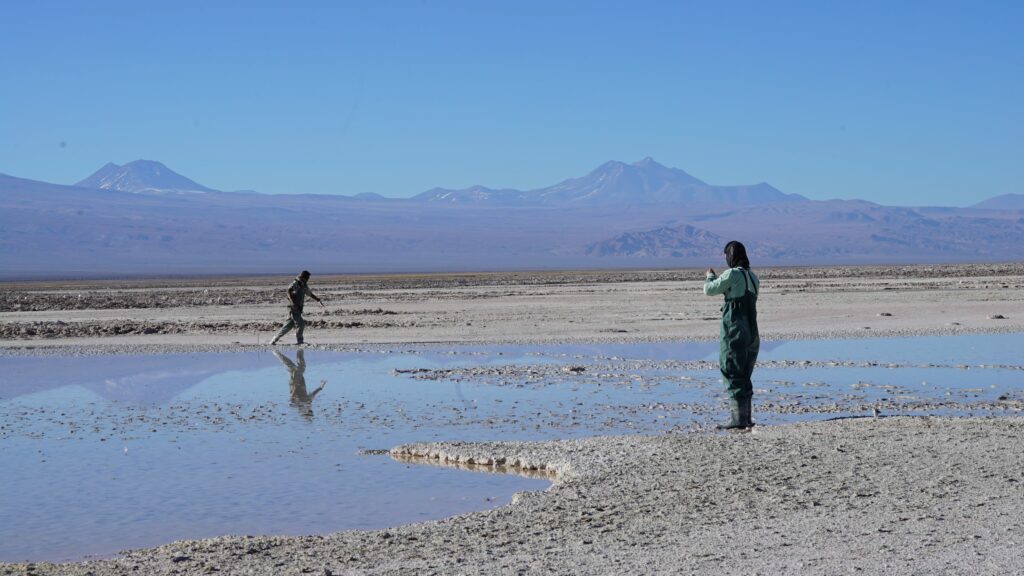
[273,307,306,343]
[719,291,759,401]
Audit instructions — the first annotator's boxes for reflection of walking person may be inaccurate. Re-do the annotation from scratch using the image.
[269,270,325,345]
[273,349,326,421]
[704,241,760,429]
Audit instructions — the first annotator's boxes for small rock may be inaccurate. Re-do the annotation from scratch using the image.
[988,314,1007,320]
[878,312,892,317]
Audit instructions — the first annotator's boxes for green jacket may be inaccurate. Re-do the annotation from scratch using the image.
[287,278,318,311]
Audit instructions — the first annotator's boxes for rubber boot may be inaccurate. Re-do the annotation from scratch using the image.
[717,398,744,430]
[738,396,754,428]
[718,397,754,430]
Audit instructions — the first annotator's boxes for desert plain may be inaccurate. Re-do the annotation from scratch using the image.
[3,263,1024,349]
[2,263,1024,575]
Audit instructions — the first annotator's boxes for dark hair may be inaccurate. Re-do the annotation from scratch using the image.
[724,241,750,269]
[299,270,311,279]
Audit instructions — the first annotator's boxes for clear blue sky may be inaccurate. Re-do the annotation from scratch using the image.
[2,1,1021,205]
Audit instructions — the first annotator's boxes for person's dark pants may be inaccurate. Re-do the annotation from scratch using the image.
[719,300,759,401]
[272,307,305,344]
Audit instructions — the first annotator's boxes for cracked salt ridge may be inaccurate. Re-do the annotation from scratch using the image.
[394,359,1024,381]
[390,444,562,481]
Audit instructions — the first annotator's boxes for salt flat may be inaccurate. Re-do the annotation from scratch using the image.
[2,264,1023,348]
[1,264,1023,575]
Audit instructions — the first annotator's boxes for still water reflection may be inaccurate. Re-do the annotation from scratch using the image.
[274,349,326,421]
[1,333,1021,562]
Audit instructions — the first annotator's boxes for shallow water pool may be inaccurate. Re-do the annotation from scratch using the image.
[1,333,1022,562]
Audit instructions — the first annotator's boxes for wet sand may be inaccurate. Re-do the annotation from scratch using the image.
[2,264,1024,575]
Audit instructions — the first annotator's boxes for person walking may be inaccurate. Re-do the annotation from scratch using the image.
[703,241,760,429]
[269,270,325,345]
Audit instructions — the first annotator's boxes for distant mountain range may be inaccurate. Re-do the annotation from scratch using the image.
[1,158,1021,278]
[76,159,217,194]
[586,225,725,258]
[414,157,806,206]
[60,157,807,207]
[972,194,1024,211]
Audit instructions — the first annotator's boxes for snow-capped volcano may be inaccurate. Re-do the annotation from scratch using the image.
[76,160,217,194]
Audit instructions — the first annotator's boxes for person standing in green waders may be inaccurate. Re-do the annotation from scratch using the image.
[704,241,760,429]
[269,270,325,345]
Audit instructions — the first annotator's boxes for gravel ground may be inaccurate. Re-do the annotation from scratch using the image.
[4,417,1022,575]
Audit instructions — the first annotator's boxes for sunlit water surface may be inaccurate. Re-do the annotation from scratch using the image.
[1,333,1021,562]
